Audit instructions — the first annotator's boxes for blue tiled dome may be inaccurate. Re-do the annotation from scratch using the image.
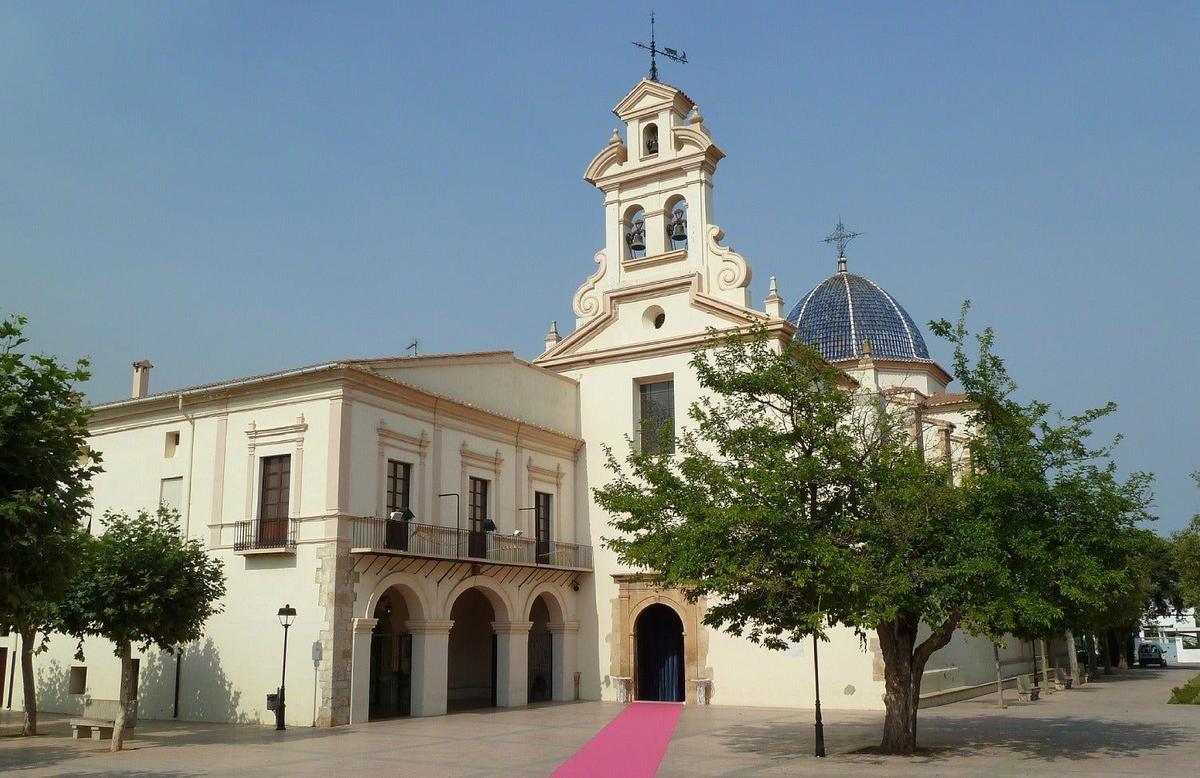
[786,269,931,362]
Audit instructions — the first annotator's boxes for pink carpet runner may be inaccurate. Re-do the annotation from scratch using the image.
[554,702,683,778]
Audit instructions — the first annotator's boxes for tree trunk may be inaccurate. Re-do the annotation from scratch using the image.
[20,626,37,737]
[1116,629,1130,670]
[1085,633,1099,679]
[1065,629,1079,685]
[1101,631,1114,674]
[876,613,959,755]
[111,641,134,752]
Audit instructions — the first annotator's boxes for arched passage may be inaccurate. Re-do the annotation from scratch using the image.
[527,595,554,702]
[635,604,685,702]
[447,588,497,710]
[369,592,412,719]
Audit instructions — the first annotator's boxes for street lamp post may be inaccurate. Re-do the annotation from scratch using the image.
[276,604,296,731]
[812,632,826,757]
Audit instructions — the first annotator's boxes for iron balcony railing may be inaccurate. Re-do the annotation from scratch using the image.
[350,517,593,571]
[233,517,297,552]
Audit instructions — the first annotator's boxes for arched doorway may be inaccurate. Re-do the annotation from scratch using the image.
[528,595,553,702]
[447,588,497,710]
[369,592,412,719]
[635,604,684,702]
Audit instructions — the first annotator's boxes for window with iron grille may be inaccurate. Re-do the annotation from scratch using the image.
[638,379,675,455]
[386,460,412,514]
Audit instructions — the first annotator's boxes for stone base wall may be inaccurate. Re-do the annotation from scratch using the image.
[315,536,356,726]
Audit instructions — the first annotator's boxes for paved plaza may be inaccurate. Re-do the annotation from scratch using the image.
[2,665,1198,776]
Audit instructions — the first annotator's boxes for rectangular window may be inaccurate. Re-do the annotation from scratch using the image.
[386,460,412,515]
[535,491,552,564]
[638,379,675,455]
[468,477,489,558]
[69,665,87,695]
[159,477,184,517]
[258,454,291,545]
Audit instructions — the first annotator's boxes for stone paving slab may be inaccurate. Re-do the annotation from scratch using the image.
[2,665,1198,776]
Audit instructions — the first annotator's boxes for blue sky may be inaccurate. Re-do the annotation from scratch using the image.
[3,2,1197,531]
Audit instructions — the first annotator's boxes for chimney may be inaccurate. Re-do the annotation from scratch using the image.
[132,360,153,399]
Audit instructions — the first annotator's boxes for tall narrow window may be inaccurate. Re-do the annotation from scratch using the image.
[386,460,412,515]
[258,454,291,545]
[638,379,675,455]
[386,460,413,550]
[468,476,489,558]
[534,491,552,564]
[159,477,184,519]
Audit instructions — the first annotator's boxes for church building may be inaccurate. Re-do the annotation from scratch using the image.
[5,78,1072,727]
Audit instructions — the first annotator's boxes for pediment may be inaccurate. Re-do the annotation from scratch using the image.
[612,79,694,120]
[537,274,772,368]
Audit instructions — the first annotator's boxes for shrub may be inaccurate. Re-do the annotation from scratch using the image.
[1167,673,1200,704]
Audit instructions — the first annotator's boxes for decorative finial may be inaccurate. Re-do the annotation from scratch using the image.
[862,339,872,358]
[632,11,687,82]
[687,105,703,125]
[543,320,561,352]
[822,219,863,272]
[764,275,784,319]
[609,128,621,144]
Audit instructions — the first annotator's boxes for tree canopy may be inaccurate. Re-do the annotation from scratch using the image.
[1172,475,1200,610]
[0,313,99,618]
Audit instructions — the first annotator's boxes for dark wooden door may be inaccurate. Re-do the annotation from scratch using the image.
[258,455,290,545]
[535,492,551,564]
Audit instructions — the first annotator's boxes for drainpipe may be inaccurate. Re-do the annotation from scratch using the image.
[178,394,197,538]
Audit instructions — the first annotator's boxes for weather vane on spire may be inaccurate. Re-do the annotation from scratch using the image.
[632,11,687,82]
[823,219,863,272]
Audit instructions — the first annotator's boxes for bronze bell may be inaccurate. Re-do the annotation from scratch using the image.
[646,136,658,154]
[670,211,687,243]
[626,220,646,252]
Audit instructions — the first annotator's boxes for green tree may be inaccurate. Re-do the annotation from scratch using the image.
[1172,475,1200,609]
[59,507,226,751]
[597,326,966,755]
[0,314,100,736]
[598,310,1149,755]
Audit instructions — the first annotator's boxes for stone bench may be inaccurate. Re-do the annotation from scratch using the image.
[1015,674,1040,702]
[70,698,138,740]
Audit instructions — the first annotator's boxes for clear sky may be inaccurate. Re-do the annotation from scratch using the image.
[3,2,1197,531]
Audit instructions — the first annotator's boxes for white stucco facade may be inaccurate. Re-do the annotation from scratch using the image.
[2,78,1067,727]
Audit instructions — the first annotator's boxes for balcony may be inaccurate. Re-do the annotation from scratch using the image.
[349,517,592,571]
[233,517,297,554]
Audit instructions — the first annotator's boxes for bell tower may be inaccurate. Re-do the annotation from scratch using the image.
[568,79,754,329]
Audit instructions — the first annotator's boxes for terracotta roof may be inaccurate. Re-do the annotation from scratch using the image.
[923,392,970,408]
